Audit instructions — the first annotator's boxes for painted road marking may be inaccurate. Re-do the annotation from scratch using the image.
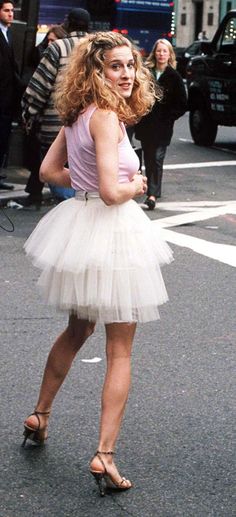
[158,227,236,268]
[163,161,236,170]
[81,357,102,363]
[141,161,236,174]
[152,200,236,267]
[158,201,233,213]
[155,203,236,228]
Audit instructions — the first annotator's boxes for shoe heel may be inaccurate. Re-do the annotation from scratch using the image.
[22,409,50,447]
[91,472,106,497]
[22,427,34,447]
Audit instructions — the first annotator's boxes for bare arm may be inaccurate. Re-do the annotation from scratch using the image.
[90,110,147,205]
[39,127,71,187]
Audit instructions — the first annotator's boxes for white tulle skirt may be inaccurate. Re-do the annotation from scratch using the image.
[24,193,173,323]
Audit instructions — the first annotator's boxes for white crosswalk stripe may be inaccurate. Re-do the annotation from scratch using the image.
[151,200,236,267]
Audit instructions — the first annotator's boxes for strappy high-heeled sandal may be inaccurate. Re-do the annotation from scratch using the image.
[22,409,50,447]
[90,451,133,497]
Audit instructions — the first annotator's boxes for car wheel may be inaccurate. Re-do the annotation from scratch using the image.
[189,106,218,146]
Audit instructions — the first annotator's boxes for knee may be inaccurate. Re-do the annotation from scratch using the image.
[83,321,95,340]
[67,318,95,350]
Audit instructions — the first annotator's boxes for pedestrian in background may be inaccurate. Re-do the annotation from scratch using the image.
[0,0,23,190]
[135,38,187,209]
[198,30,208,41]
[22,31,173,496]
[30,23,68,69]
[21,8,90,207]
[22,24,68,208]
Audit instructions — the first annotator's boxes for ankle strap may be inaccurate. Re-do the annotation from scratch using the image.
[96,450,115,455]
[34,409,51,416]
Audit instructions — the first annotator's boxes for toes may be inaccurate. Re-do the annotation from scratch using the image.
[24,415,38,429]
[120,477,132,488]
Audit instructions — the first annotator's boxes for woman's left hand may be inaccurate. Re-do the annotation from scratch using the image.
[132,172,147,196]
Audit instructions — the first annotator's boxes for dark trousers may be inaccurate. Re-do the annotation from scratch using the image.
[142,143,167,198]
[0,113,12,170]
[23,132,44,196]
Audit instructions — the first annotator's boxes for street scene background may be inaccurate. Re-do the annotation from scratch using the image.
[1,114,235,516]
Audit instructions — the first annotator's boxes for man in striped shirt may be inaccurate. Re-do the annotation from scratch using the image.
[21,8,90,205]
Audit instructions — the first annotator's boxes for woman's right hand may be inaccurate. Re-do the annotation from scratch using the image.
[132,172,147,197]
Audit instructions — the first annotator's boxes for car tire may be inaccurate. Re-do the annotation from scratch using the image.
[189,106,218,146]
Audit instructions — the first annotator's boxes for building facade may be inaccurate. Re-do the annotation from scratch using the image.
[175,0,236,47]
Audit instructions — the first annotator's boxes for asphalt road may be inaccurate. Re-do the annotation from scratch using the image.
[0,115,235,516]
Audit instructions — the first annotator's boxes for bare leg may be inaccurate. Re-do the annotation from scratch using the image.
[24,315,95,431]
[90,322,136,486]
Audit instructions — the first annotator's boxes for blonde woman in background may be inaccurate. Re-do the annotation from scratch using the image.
[135,38,187,209]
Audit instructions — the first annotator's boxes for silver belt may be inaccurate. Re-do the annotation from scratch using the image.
[75,191,100,200]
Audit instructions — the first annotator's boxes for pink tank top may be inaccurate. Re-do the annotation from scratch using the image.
[65,104,139,192]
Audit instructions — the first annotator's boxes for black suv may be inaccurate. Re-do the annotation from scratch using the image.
[186,10,236,146]
[176,41,207,78]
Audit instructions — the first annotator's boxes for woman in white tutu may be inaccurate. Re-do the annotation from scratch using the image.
[22,32,173,495]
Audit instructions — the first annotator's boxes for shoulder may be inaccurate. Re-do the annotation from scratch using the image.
[165,66,184,82]
[161,66,185,88]
[41,38,73,63]
[42,41,61,62]
[91,108,119,125]
[163,66,178,77]
[52,35,81,56]
[90,109,120,138]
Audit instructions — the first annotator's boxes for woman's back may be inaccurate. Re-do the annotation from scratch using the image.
[65,105,139,192]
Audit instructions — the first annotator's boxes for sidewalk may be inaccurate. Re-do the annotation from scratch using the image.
[0,166,50,207]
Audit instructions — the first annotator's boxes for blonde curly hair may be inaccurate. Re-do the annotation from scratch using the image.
[146,38,177,70]
[55,31,159,126]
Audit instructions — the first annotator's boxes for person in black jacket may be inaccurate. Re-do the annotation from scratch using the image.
[135,38,187,209]
[0,1,23,189]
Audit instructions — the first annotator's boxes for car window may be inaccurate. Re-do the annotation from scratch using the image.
[216,16,236,52]
[187,42,199,55]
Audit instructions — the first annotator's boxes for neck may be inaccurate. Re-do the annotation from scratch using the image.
[156,63,167,72]
[0,21,11,28]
